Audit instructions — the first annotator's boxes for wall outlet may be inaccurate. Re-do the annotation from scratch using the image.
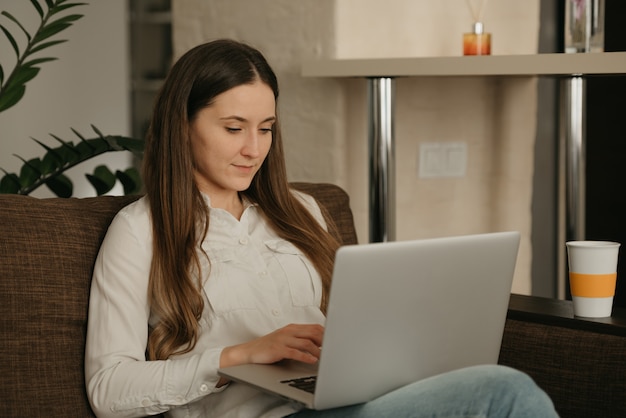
[418,141,467,178]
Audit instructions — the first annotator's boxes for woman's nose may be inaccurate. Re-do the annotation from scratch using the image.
[241,132,260,157]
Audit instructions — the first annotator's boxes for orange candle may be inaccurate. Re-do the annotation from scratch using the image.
[463,22,491,56]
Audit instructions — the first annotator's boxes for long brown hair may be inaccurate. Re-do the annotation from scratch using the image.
[143,39,340,360]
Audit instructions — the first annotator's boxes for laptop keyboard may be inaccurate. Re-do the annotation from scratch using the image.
[280,375,317,394]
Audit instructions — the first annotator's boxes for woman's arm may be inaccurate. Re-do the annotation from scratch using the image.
[85,202,225,418]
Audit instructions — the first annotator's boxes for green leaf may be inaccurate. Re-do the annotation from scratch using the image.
[0,84,26,112]
[0,64,4,86]
[52,151,76,166]
[94,165,116,183]
[23,57,57,68]
[49,3,88,16]
[1,11,32,42]
[19,157,43,186]
[45,173,73,197]
[107,136,145,156]
[27,39,67,56]
[86,165,116,196]
[31,137,62,173]
[46,137,81,165]
[9,65,40,87]
[73,140,96,158]
[47,14,83,26]
[0,172,21,194]
[116,168,142,195]
[49,134,78,151]
[70,127,86,141]
[29,0,44,19]
[85,175,112,196]
[32,136,54,152]
[44,0,54,8]
[31,22,72,45]
[40,149,61,172]
[91,124,105,138]
[0,24,20,57]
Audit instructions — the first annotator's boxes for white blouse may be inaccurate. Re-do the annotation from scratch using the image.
[85,191,327,418]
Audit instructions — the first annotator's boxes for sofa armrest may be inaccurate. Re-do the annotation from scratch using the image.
[499,294,626,418]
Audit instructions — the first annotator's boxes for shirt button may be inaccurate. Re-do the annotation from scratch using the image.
[259,270,268,278]
[141,398,151,407]
[175,395,185,403]
[239,237,248,245]
[272,309,280,316]
[200,384,209,392]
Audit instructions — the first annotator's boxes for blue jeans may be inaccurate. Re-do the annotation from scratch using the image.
[290,365,558,418]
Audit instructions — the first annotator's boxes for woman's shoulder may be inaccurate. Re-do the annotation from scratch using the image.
[111,195,151,230]
[117,195,149,217]
[290,188,319,212]
[98,196,152,257]
[289,188,327,230]
[290,188,314,204]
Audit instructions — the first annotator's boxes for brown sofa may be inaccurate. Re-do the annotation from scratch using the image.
[1,182,624,417]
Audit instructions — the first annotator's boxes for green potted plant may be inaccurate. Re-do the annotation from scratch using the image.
[0,0,144,197]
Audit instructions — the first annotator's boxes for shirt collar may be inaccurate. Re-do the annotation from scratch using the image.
[200,192,258,210]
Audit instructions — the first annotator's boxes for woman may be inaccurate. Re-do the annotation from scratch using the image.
[85,39,558,418]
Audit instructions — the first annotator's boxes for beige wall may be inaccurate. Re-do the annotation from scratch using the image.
[173,0,541,294]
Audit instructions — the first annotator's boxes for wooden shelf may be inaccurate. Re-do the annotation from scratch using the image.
[302,52,626,78]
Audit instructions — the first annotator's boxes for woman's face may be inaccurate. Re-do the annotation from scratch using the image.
[190,80,275,204]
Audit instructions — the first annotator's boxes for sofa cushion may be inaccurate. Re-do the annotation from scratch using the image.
[0,194,140,417]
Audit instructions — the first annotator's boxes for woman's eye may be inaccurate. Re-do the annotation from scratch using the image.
[260,128,273,134]
[225,127,241,133]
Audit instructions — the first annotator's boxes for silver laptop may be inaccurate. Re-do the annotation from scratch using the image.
[218,231,520,410]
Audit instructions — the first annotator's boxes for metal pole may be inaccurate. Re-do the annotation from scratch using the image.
[564,76,586,243]
[367,77,396,243]
[560,76,586,298]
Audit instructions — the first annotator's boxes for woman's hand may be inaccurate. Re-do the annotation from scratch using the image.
[220,323,324,368]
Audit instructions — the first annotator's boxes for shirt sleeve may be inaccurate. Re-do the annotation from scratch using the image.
[85,202,226,418]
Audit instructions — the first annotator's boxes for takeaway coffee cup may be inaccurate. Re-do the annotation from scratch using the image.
[566,241,620,318]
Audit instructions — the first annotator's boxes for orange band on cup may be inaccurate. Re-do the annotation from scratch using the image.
[569,272,617,298]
